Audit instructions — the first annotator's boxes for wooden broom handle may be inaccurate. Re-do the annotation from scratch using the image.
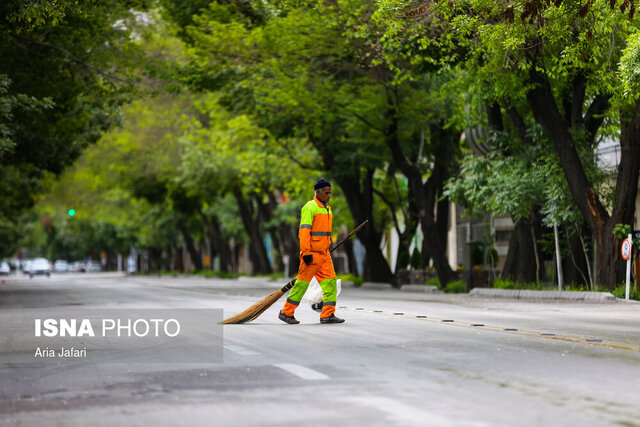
[330,220,368,253]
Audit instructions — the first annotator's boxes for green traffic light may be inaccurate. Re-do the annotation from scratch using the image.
[68,209,75,216]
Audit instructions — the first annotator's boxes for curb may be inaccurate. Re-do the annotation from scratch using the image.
[361,282,394,290]
[359,283,441,293]
[400,285,441,293]
[469,288,616,301]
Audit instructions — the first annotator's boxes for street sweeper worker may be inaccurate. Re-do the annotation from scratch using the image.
[279,178,345,324]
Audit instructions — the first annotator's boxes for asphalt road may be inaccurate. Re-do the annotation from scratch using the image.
[1,273,639,426]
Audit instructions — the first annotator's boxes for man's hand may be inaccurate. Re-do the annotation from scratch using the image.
[302,254,313,266]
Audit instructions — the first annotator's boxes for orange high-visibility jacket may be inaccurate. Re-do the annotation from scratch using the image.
[299,196,332,255]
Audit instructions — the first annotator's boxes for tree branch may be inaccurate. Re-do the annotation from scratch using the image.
[505,104,532,145]
[16,36,131,84]
[373,187,403,236]
[352,111,385,133]
[570,73,586,128]
[274,138,320,170]
[526,67,610,230]
[584,93,611,141]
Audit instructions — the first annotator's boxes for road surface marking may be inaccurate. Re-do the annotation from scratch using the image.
[347,396,472,426]
[274,363,329,380]
[224,345,260,356]
[340,307,640,353]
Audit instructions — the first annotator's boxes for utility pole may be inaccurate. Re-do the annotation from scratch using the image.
[553,223,564,291]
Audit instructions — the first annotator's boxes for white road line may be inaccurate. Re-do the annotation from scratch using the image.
[224,345,260,356]
[347,396,482,426]
[273,363,329,380]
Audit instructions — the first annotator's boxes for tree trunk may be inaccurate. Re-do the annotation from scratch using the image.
[174,247,184,272]
[279,222,300,276]
[423,197,451,268]
[149,248,162,272]
[265,193,303,275]
[397,211,419,272]
[201,213,232,273]
[256,194,281,270]
[335,170,394,284]
[179,225,203,271]
[374,178,419,273]
[385,111,456,287]
[501,216,544,283]
[562,225,590,287]
[262,193,297,273]
[308,133,394,283]
[416,125,455,286]
[233,188,272,274]
[344,237,358,275]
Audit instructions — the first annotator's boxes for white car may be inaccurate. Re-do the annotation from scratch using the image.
[0,261,10,275]
[28,258,51,278]
[70,261,85,272]
[85,261,102,272]
[53,260,69,273]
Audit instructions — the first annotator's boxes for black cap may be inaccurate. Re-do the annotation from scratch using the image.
[314,178,331,190]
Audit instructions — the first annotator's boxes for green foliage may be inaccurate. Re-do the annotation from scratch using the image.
[563,283,593,292]
[424,276,441,288]
[26,21,326,273]
[390,0,639,289]
[487,247,499,268]
[11,0,639,287]
[337,273,364,287]
[157,270,181,277]
[396,249,410,271]
[611,284,639,301]
[619,32,640,100]
[470,243,484,267]
[168,0,467,282]
[33,92,197,260]
[444,280,467,293]
[0,0,152,256]
[612,224,632,240]
[444,128,602,229]
[493,277,543,290]
[196,270,239,279]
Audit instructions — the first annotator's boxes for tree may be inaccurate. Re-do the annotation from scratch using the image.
[164,0,395,281]
[176,96,319,274]
[165,0,468,283]
[382,0,640,287]
[0,0,148,257]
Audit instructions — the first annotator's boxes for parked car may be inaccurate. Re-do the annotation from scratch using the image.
[85,261,102,272]
[0,261,10,275]
[28,258,51,278]
[70,261,85,272]
[53,260,69,273]
[23,259,33,274]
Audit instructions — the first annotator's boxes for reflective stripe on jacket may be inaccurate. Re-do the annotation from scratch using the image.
[299,196,332,255]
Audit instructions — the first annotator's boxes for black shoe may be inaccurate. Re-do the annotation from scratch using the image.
[320,314,345,324]
[279,310,300,324]
[311,302,323,313]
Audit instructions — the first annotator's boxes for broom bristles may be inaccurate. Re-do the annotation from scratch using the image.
[221,280,294,324]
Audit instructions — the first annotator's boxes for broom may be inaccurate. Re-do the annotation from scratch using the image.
[222,220,369,324]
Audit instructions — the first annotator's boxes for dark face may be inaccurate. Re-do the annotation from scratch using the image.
[316,186,332,203]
